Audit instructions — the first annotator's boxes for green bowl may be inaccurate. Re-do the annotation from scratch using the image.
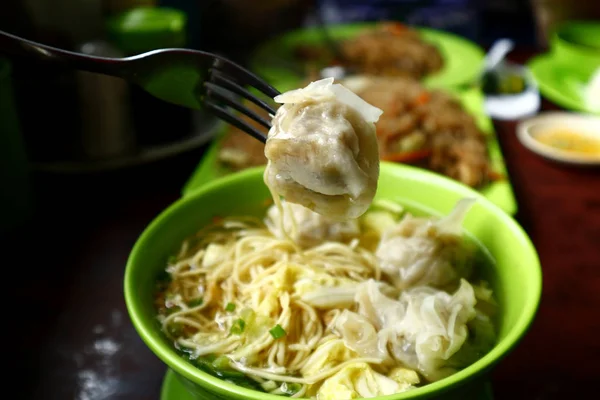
[125,163,542,400]
[551,21,600,75]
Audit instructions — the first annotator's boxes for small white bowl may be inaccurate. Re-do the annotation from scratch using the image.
[516,111,600,165]
[484,63,541,120]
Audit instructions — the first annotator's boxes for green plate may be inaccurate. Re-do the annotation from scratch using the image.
[250,23,485,92]
[160,368,495,399]
[528,53,599,115]
[161,369,195,400]
[182,88,517,215]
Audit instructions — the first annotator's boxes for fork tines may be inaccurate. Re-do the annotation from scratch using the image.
[203,59,280,143]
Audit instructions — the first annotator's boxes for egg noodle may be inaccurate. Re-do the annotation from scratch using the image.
[157,197,387,397]
[156,193,496,399]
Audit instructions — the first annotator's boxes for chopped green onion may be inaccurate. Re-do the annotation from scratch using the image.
[230,319,246,335]
[167,255,178,264]
[211,356,245,378]
[224,377,262,391]
[225,302,236,312]
[212,355,231,370]
[261,380,278,391]
[217,369,245,379]
[187,298,203,307]
[269,324,286,339]
[281,382,301,395]
[193,357,218,375]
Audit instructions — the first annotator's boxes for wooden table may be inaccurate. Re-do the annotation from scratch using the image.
[491,103,600,399]
[8,55,600,400]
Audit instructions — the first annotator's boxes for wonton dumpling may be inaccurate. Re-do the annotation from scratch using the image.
[334,310,388,361]
[347,279,479,381]
[376,198,476,289]
[446,309,496,370]
[301,339,358,378]
[293,266,362,309]
[334,281,402,362]
[335,279,485,381]
[265,201,360,248]
[264,78,382,220]
[316,362,418,400]
[388,279,477,380]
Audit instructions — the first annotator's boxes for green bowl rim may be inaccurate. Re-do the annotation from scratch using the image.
[552,20,600,55]
[124,162,542,399]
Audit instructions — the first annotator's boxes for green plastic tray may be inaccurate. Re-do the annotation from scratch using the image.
[182,87,517,215]
[250,23,485,92]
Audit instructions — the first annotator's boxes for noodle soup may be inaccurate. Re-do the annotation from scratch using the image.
[154,198,497,399]
[145,76,520,400]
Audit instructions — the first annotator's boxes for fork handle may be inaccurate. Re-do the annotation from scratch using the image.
[0,30,126,78]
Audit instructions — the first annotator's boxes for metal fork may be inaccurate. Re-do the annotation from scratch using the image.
[0,30,279,143]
